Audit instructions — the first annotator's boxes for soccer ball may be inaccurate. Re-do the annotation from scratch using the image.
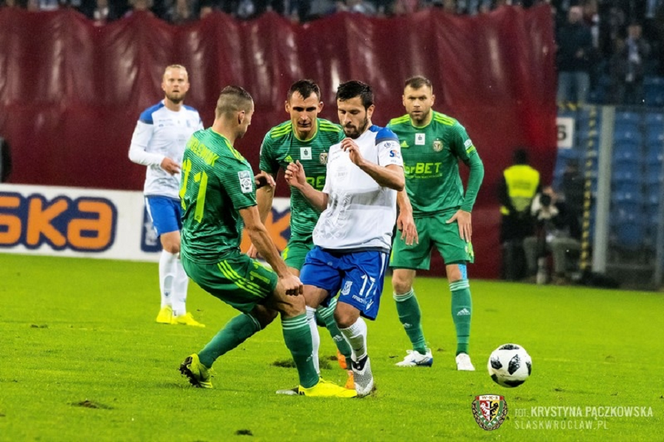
[487,344,532,388]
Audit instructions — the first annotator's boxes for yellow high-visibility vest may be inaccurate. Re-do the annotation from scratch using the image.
[500,165,540,215]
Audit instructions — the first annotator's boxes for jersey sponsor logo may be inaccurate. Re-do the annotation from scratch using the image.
[319,152,328,165]
[300,147,312,160]
[0,192,117,252]
[400,140,409,149]
[415,133,426,145]
[238,170,253,194]
[404,162,442,177]
[464,139,473,148]
[284,155,294,163]
[433,140,443,152]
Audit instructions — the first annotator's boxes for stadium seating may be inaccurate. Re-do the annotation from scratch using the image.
[644,77,664,108]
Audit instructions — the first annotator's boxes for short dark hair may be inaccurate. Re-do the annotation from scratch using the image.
[404,75,433,91]
[215,86,253,118]
[336,80,374,109]
[288,79,321,102]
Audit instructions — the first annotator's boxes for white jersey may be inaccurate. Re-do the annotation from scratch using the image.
[128,101,203,199]
[313,125,403,252]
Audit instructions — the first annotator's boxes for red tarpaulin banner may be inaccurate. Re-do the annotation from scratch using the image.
[0,6,557,277]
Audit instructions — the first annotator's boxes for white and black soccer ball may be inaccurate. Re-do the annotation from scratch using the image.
[487,344,532,388]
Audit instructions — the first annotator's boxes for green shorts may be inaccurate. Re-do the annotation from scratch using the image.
[181,251,278,314]
[390,213,474,270]
[281,233,314,271]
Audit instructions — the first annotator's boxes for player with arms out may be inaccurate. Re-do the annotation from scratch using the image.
[387,75,484,371]
[248,79,354,386]
[178,85,355,398]
[128,64,205,327]
[285,80,409,397]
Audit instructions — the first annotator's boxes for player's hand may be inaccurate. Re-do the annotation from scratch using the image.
[247,243,260,259]
[285,161,307,189]
[397,210,419,246]
[280,273,303,296]
[160,157,181,175]
[447,209,472,242]
[341,138,365,167]
[254,171,275,189]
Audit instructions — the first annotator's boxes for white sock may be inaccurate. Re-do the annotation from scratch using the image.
[340,317,367,362]
[158,250,177,309]
[306,306,320,374]
[171,257,189,317]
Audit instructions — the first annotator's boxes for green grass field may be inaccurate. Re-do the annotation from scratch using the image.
[1,254,662,441]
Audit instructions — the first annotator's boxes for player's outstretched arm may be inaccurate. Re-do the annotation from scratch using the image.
[247,171,277,259]
[397,190,418,245]
[285,161,328,212]
[240,205,302,295]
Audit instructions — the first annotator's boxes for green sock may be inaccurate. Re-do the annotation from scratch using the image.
[394,289,427,354]
[199,313,261,368]
[282,313,319,388]
[450,279,472,355]
[315,297,352,360]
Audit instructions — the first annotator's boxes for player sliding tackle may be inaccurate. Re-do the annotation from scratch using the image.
[285,80,416,397]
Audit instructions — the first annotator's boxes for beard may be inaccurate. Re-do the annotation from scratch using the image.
[166,91,185,104]
[343,116,369,139]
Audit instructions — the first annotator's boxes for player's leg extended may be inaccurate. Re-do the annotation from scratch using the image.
[392,269,428,356]
[284,238,354,367]
[447,263,474,371]
[390,217,433,366]
[315,296,353,370]
[303,285,330,375]
[147,196,181,324]
[198,307,272,368]
[161,230,203,327]
[334,251,388,396]
[270,281,355,398]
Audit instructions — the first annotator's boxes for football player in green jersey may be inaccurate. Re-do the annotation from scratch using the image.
[387,76,485,371]
[178,85,355,398]
[247,80,354,387]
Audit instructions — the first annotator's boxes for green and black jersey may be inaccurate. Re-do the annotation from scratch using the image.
[180,128,257,263]
[387,111,484,217]
[259,118,344,237]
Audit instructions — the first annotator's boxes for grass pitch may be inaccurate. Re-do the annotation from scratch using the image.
[0,253,662,441]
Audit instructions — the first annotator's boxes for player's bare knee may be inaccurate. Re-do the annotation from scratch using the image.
[392,278,412,295]
[251,305,278,328]
[334,303,359,328]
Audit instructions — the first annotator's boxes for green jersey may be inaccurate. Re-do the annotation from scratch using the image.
[387,111,483,216]
[180,128,257,263]
[259,118,344,237]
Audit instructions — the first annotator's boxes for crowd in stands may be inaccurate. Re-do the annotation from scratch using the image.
[1,0,664,106]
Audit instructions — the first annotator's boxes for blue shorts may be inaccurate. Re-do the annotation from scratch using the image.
[300,247,389,320]
[145,196,182,237]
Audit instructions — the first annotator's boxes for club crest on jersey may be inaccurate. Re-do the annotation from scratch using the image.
[300,147,312,160]
[238,170,253,194]
[415,133,425,145]
[472,395,508,431]
[433,140,443,152]
[319,152,328,164]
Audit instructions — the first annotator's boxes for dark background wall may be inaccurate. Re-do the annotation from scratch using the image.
[0,5,558,277]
